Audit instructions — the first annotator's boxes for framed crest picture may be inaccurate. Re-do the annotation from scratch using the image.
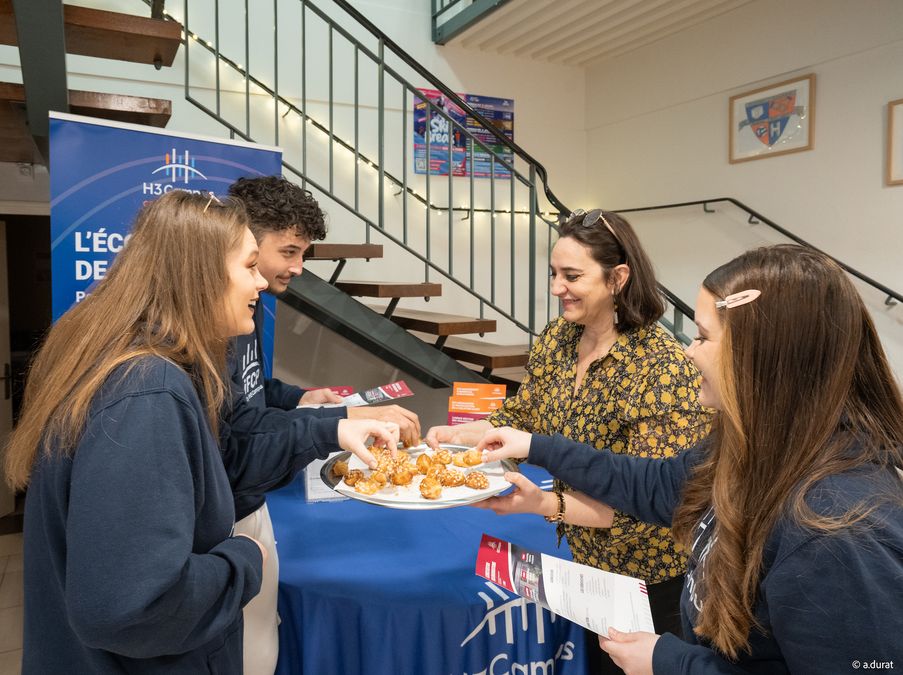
[886,98,903,186]
[729,74,815,163]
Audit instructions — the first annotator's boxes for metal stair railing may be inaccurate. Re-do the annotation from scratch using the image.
[616,198,902,308]
[156,0,572,341]
[148,0,697,346]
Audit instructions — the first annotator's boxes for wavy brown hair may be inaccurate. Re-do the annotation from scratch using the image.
[558,210,665,331]
[4,190,249,490]
[672,244,903,659]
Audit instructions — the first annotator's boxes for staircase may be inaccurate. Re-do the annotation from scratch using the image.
[0,0,180,163]
[303,241,530,385]
[5,0,694,390]
[153,0,573,387]
[156,0,903,386]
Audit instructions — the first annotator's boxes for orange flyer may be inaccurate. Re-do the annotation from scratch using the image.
[447,396,503,414]
[452,382,506,399]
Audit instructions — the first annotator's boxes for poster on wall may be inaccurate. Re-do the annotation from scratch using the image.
[729,74,815,163]
[413,88,514,178]
[49,112,283,374]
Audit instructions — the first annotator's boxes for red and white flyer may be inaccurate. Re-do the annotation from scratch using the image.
[299,380,414,409]
[341,380,414,407]
[475,533,655,635]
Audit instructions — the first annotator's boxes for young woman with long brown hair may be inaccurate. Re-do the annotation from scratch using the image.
[4,190,397,674]
[477,245,903,674]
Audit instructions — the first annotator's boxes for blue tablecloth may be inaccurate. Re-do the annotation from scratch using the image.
[268,465,588,675]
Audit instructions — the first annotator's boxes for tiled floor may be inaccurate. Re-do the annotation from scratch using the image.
[0,534,23,675]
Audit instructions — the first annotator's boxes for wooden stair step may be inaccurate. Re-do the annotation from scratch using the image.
[440,336,529,370]
[0,82,171,163]
[0,0,182,67]
[335,280,441,299]
[379,307,496,337]
[305,243,383,260]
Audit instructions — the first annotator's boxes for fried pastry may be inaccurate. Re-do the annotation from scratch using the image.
[354,479,380,495]
[343,469,364,486]
[463,449,483,466]
[341,444,492,501]
[390,468,414,486]
[416,452,433,475]
[419,476,442,500]
[464,471,489,490]
[440,469,465,487]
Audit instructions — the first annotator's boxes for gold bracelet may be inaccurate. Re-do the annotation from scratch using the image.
[544,488,566,523]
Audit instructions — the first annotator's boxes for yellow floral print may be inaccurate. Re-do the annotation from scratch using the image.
[489,318,711,584]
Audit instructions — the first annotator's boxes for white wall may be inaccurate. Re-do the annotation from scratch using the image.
[583,0,903,378]
[584,0,903,291]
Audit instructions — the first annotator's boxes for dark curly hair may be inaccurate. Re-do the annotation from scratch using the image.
[228,175,327,241]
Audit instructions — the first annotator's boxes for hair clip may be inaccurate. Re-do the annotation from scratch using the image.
[715,289,761,310]
[203,191,222,213]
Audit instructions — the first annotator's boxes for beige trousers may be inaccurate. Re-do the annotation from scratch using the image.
[234,503,280,675]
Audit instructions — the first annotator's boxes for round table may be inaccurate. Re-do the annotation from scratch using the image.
[268,465,589,675]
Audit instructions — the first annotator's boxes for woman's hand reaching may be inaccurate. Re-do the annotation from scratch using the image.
[337,419,400,468]
[475,426,533,462]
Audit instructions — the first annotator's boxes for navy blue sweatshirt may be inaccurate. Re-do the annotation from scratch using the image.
[225,301,346,520]
[529,434,903,674]
[23,357,264,674]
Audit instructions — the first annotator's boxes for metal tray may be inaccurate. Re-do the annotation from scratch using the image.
[320,444,518,510]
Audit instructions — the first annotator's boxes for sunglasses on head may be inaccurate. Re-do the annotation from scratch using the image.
[566,207,624,252]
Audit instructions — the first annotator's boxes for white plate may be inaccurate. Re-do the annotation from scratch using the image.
[321,444,516,510]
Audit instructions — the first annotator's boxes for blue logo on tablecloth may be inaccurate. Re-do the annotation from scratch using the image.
[460,582,575,675]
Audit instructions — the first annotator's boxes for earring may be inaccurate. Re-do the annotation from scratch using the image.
[613,291,619,326]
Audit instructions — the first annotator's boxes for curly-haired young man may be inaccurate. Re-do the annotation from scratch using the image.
[225,176,420,674]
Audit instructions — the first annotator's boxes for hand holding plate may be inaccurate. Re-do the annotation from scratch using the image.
[472,471,556,517]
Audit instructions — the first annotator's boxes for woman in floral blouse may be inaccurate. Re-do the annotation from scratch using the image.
[427,209,710,673]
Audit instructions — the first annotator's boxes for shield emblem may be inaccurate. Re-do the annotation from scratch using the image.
[744,90,797,147]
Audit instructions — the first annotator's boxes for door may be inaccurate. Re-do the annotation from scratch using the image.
[0,220,13,517]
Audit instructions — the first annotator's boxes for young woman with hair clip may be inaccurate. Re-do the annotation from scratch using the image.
[477,244,903,674]
[3,190,398,674]
[427,209,711,672]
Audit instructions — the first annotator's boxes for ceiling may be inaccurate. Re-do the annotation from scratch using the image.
[445,0,756,67]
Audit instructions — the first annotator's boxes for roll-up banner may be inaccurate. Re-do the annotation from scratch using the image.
[49,113,283,375]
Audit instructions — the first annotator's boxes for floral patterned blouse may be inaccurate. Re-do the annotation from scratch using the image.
[488,318,711,584]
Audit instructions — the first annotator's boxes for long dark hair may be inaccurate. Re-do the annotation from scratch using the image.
[672,244,903,658]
